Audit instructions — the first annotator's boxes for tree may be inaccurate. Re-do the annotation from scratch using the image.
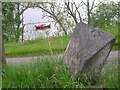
[90,1,118,28]
[33,2,70,35]
[81,0,103,25]
[29,0,102,35]
[2,2,15,42]
[14,2,32,41]
[64,0,82,24]
[2,2,31,42]
[64,0,103,25]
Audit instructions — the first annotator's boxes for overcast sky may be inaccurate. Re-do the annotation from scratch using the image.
[23,8,52,24]
[23,0,119,25]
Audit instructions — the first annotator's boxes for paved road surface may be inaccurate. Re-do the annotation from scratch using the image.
[6,51,119,64]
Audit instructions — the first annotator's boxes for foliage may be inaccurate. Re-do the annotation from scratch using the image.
[2,2,31,42]
[2,1,118,42]
[35,0,118,32]
[2,2,23,42]
[90,1,118,28]
[2,2,16,42]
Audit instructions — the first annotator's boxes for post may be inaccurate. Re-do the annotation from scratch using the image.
[118,2,120,88]
[0,2,6,63]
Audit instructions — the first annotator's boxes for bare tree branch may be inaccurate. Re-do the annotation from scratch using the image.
[82,0,87,6]
[91,1,102,10]
[19,3,32,15]
[72,1,82,22]
[34,3,53,16]
[90,0,95,12]
[34,2,68,35]
[65,1,78,24]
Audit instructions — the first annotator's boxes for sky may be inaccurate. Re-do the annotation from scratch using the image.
[23,8,52,25]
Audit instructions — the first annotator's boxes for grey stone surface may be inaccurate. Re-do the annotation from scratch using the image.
[64,22,115,79]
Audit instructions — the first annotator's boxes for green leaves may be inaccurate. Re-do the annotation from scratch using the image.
[90,1,118,28]
[2,2,27,42]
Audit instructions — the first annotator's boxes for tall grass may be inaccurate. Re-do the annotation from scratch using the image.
[2,57,118,88]
[2,56,85,88]
[99,61,118,88]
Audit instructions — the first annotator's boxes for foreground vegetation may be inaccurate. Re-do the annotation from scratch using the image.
[5,25,119,58]
[2,56,118,88]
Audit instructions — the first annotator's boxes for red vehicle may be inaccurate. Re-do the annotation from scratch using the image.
[35,23,51,30]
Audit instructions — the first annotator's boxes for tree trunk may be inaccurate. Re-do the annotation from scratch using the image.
[58,21,68,35]
[72,13,78,24]
[16,3,21,42]
[56,18,68,35]
[87,0,90,25]
[21,14,24,41]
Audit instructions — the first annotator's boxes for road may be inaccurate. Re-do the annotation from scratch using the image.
[6,51,119,64]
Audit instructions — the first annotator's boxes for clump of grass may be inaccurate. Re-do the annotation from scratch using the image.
[99,61,118,88]
[2,56,84,88]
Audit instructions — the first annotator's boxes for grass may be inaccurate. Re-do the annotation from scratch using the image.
[99,61,118,88]
[2,57,84,88]
[5,35,71,58]
[5,25,119,58]
[100,25,119,50]
[2,57,118,88]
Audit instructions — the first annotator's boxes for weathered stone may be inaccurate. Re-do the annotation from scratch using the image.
[64,22,115,80]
